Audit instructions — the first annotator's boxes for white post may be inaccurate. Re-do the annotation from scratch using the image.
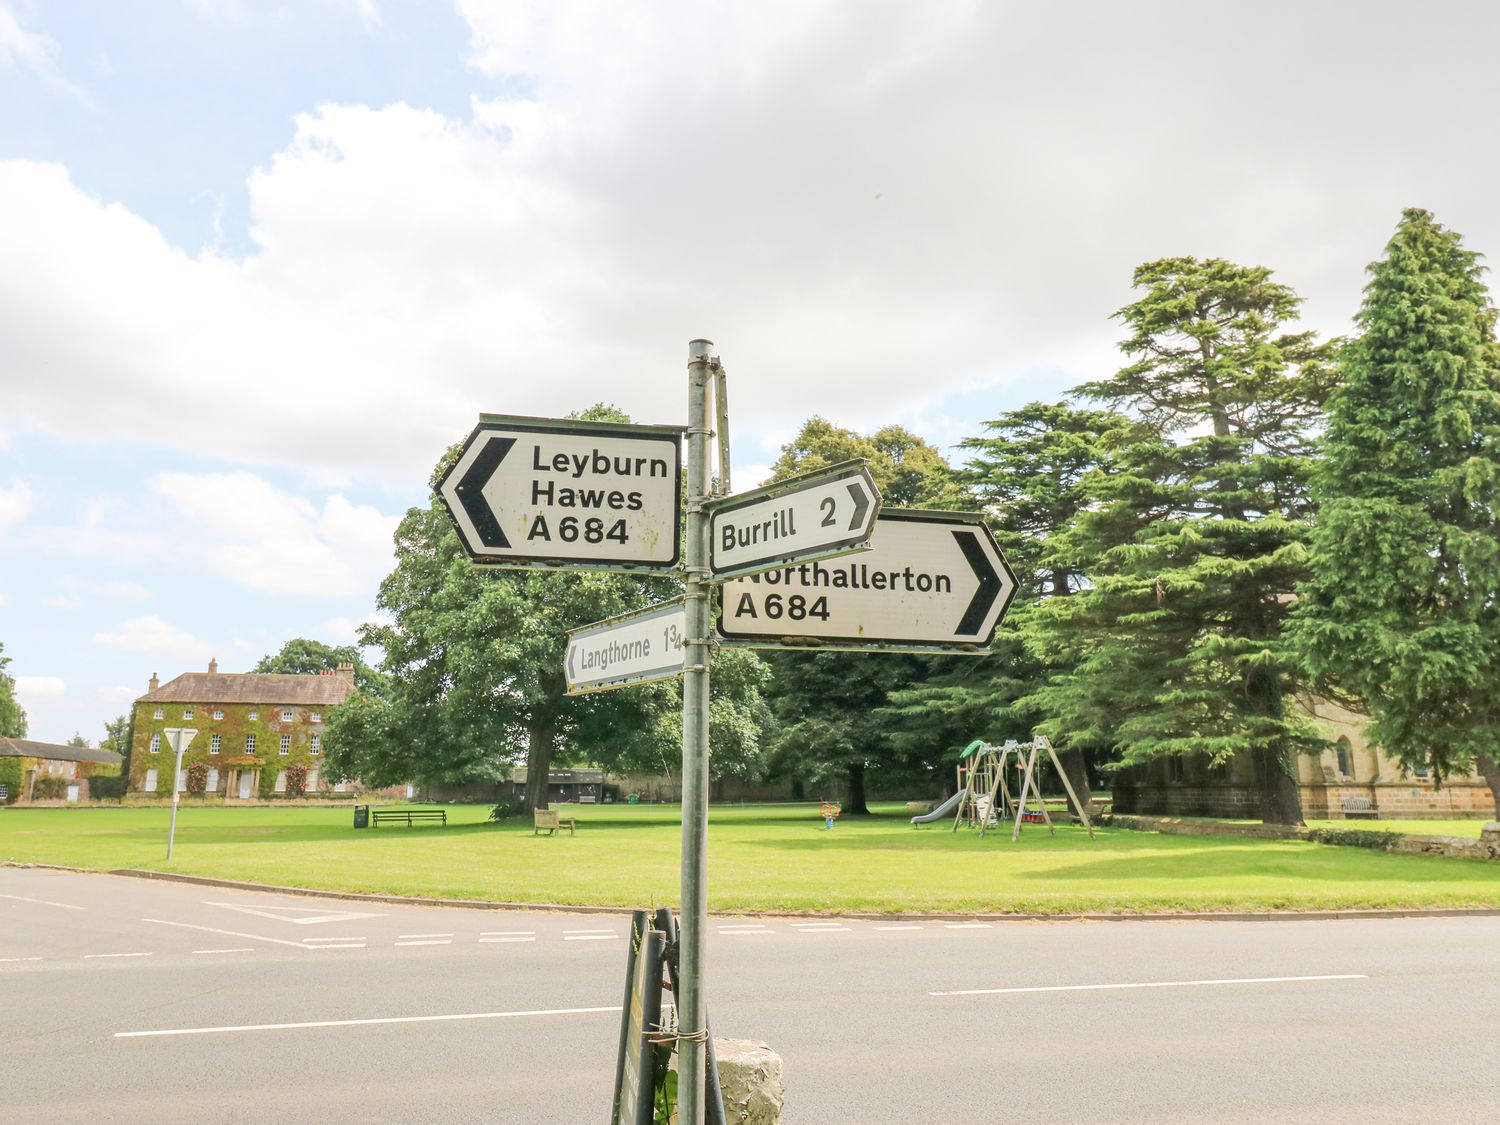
[167,729,185,861]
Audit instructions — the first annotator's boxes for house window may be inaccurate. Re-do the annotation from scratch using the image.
[153,708,164,720]
[213,710,224,721]
[248,710,259,721]
[210,734,222,754]
[176,769,187,793]
[149,734,161,754]
[245,734,257,753]
[183,709,194,720]
[279,735,291,756]
[310,734,321,755]
[310,712,322,723]
[306,768,320,791]
[1334,737,1353,779]
[206,767,219,791]
[282,709,294,722]
[143,768,158,791]
[274,770,287,793]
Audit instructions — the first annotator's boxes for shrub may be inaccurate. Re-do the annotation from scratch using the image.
[1307,828,1403,851]
[0,758,21,804]
[32,776,69,799]
[187,763,208,796]
[489,796,524,822]
[285,763,308,798]
[89,775,128,801]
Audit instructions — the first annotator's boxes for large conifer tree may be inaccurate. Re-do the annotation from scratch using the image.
[1290,209,1500,814]
[1026,259,1334,824]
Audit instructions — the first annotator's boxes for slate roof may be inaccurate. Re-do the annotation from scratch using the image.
[139,672,356,707]
[0,738,124,766]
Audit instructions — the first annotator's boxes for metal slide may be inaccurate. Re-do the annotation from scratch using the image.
[909,791,963,825]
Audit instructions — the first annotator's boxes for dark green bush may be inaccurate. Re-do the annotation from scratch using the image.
[31,775,69,799]
[1307,828,1403,851]
[489,796,524,822]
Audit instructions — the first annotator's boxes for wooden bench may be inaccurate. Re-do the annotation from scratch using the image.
[371,808,447,828]
[1339,795,1380,820]
[534,809,577,836]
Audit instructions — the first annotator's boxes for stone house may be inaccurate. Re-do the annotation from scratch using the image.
[130,659,357,799]
[1111,696,1496,819]
[0,738,123,804]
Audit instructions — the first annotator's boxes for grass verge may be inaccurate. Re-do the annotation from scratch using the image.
[2,802,1497,915]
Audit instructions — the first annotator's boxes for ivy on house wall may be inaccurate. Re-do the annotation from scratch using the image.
[129,701,334,798]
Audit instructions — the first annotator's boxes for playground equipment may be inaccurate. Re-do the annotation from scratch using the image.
[915,735,1095,841]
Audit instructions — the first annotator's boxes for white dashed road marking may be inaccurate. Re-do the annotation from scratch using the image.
[874,925,924,931]
[0,893,86,911]
[0,956,43,963]
[115,1006,623,1039]
[86,953,152,959]
[930,974,1369,997]
[943,923,992,930]
[193,949,255,955]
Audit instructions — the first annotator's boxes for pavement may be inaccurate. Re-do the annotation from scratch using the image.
[2,866,1499,1123]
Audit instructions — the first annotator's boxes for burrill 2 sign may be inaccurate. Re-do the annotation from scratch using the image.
[707,460,880,581]
[438,415,683,572]
[716,508,1018,654]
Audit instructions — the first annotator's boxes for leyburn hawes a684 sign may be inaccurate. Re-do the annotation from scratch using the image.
[438,415,684,572]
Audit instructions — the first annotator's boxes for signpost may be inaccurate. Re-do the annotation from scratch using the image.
[437,415,684,572]
[565,600,687,696]
[716,508,1018,654]
[440,341,1022,1123]
[163,727,197,860]
[707,460,880,581]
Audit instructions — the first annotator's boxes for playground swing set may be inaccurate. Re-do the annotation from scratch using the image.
[911,734,1095,841]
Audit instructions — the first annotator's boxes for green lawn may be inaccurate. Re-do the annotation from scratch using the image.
[2,802,1496,915]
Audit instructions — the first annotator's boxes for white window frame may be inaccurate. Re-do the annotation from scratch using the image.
[153,708,164,720]
[248,710,259,721]
[209,734,221,754]
[306,767,320,791]
[206,767,219,791]
[149,734,161,754]
[183,709,194,720]
[143,768,158,791]
[310,712,322,723]
[274,770,287,793]
[279,735,291,756]
[281,709,294,722]
[213,709,224,721]
[245,734,257,753]
[310,733,321,756]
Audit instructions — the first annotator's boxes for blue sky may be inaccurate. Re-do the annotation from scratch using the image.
[4,0,1500,742]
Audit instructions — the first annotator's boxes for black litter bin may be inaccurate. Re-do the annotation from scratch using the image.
[353,804,370,829]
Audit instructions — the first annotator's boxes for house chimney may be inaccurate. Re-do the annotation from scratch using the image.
[208,657,218,675]
[335,662,355,684]
[149,672,159,692]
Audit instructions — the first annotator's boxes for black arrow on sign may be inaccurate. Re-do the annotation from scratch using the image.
[455,436,515,549]
[846,481,871,531]
[952,529,1001,636]
[567,645,576,680]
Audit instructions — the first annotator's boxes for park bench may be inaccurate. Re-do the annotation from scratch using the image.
[371,808,447,828]
[534,809,578,836]
[1339,795,1380,820]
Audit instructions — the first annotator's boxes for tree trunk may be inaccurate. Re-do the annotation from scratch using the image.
[844,762,870,815]
[523,723,555,812]
[1058,747,1095,819]
[1477,754,1500,820]
[1254,743,1304,826]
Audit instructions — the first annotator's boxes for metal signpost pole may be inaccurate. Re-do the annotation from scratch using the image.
[167,729,184,861]
[679,338,714,1125]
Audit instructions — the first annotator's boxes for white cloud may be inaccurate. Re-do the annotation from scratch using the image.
[93,614,218,663]
[3,2,1500,490]
[41,595,82,611]
[0,478,33,526]
[0,3,83,98]
[150,471,398,596]
[57,575,153,601]
[14,674,66,698]
[322,612,389,645]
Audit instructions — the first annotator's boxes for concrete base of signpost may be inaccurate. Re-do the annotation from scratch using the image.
[671,1040,784,1124]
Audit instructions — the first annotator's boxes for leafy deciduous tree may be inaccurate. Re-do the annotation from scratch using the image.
[0,642,26,738]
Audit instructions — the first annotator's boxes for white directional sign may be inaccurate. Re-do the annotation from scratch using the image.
[716,509,1018,653]
[566,600,687,695]
[438,415,684,572]
[707,460,881,581]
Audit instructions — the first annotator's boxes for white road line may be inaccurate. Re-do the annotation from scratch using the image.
[0,956,43,963]
[791,924,849,931]
[395,940,451,947]
[943,923,993,930]
[306,944,365,950]
[193,949,255,955]
[718,928,773,935]
[562,929,615,935]
[86,953,152,959]
[115,1005,623,1039]
[873,925,924,931]
[144,918,312,950]
[930,974,1370,998]
[563,934,616,941]
[480,931,534,937]
[302,936,367,943]
[397,933,453,940]
[480,938,535,943]
[0,893,86,911]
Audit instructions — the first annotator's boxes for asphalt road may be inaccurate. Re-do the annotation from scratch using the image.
[2,867,1498,1123]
